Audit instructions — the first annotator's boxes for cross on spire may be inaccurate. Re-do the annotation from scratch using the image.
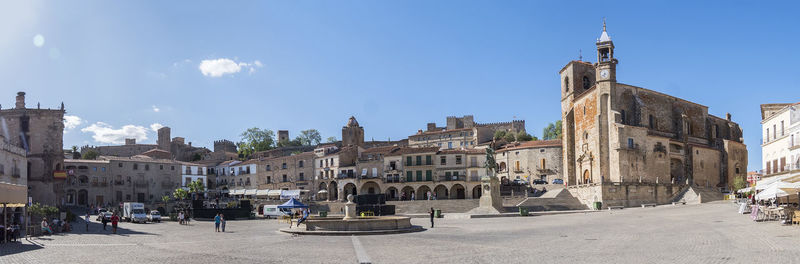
[579,49,583,61]
[603,17,607,32]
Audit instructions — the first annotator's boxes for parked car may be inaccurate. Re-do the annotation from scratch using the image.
[262,205,292,219]
[552,179,564,185]
[96,212,113,222]
[512,179,529,186]
[147,210,161,223]
[532,179,548,185]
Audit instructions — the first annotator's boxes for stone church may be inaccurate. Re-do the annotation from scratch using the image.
[560,23,748,207]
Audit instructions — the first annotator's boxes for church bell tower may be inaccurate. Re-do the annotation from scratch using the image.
[595,19,618,83]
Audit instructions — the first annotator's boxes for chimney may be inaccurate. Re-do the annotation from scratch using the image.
[15,92,25,109]
[726,113,731,121]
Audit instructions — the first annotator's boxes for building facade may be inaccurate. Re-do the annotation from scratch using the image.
[560,24,747,207]
[0,92,65,205]
[496,140,563,184]
[408,115,523,150]
[0,134,27,206]
[760,102,800,178]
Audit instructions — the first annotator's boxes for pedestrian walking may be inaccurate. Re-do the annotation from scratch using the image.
[111,213,119,234]
[102,214,108,230]
[214,213,221,232]
[220,214,226,232]
[85,211,90,232]
[428,207,435,228]
[178,211,184,225]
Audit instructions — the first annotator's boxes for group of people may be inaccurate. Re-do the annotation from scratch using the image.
[1,222,21,243]
[178,210,190,225]
[288,208,310,229]
[213,213,226,232]
[40,217,72,235]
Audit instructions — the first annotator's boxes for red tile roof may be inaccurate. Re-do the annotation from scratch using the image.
[496,140,562,152]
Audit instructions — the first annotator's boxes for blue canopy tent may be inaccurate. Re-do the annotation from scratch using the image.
[277,198,308,209]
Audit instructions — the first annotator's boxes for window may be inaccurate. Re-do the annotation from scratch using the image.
[470,157,478,167]
[426,170,432,181]
[425,155,432,165]
[515,161,520,171]
[582,76,591,89]
[441,156,447,165]
[767,128,770,142]
[781,121,785,136]
[282,163,287,169]
[320,160,323,167]
[93,167,97,171]
[145,164,149,171]
[298,160,304,168]
[267,176,271,183]
[620,110,626,124]
[416,171,422,181]
[774,124,777,139]
[406,157,413,166]
[541,159,546,169]
[406,171,413,182]
[118,163,123,167]
[448,142,453,149]
[564,77,570,92]
[266,165,271,171]
[628,138,634,149]
[159,165,163,170]
[282,175,288,182]
[171,166,175,170]
[649,115,655,129]
[101,167,106,172]
[133,164,138,170]
[416,156,422,166]
[456,155,462,165]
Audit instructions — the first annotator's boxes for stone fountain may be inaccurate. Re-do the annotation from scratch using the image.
[280,194,424,235]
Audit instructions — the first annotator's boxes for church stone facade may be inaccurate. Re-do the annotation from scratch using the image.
[560,23,748,208]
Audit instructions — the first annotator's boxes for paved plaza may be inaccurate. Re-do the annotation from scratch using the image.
[2,201,800,263]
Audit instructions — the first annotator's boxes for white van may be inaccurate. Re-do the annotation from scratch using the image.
[123,202,147,223]
[262,205,291,219]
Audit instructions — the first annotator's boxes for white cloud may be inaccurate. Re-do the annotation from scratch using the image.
[80,122,149,145]
[198,58,262,77]
[150,123,164,132]
[63,115,83,130]
[152,105,160,112]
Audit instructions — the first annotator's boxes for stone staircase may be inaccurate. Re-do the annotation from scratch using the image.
[670,186,724,204]
[515,189,589,211]
[388,200,480,214]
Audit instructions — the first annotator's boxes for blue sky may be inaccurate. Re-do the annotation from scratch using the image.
[1,1,798,171]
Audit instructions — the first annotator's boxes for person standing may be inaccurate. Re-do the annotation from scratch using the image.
[85,212,91,232]
[220,214,226,232]
[111,213,119,234]
[102,213,108,230]
[428,207,435,228]
[178,211,184,225]
[214,213,221,232]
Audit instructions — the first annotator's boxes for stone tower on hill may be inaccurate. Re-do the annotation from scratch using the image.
[342,116,364,147]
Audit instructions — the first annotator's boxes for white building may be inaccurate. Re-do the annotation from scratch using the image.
[760,102,800,178]
[1,134,27,206]
[179,162,207,189]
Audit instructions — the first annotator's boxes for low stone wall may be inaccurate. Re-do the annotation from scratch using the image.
[304,216,412,231]
[568,183,687,209]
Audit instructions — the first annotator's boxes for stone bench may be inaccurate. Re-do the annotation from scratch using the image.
[607,206,624,210]
[641,203,657,208]
[672,200,686,206]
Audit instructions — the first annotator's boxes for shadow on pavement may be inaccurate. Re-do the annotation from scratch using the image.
[0,241,44,257]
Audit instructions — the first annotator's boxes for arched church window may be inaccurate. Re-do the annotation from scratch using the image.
[564,77,570,92]
[582,76,591,90]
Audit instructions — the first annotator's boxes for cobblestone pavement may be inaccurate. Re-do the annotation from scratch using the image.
[2,201,800,263]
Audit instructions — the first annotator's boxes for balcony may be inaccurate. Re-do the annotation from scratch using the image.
[469,176,481,182]
[384,175,403,183]
[114,180,124,186]
[438,175,466,181]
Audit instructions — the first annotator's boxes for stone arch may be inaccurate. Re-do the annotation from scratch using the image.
[77,189,88,206]
[582,170,590,184]
[433,184,448,200]
[343,183,357,198]
[450,184,466,199]
[318,182,328,200]
[385,187,399,201]
[66,189,76,205]
[472,185,482,199]
[417,185,431,200]
[401,186,415,201]
[328,181,338,201]
[360,181,381,195]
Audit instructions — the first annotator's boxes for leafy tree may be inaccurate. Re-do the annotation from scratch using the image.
[493,130,507,140]
[516,131,537,141]
[82,149,99,160]
[503,132,516,142]
[542,120,563,140]
[161,195,170,204]
[71,146,81,159]
[731,176,747,192]
[297,129,322,146]
[237,127,275,159]
[277,138,303,148]
[173,188,188,202]
[187,180,205,200]
[326,136,338,143]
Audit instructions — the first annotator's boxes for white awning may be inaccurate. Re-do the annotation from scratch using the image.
[231,189,245,195]
[221,189,230,194]
[244,189,258,195]
[756,174,794,190]
[256,189,270,196]
[267,190,283,197]
[280,190,301,200]
[0,182,27,207]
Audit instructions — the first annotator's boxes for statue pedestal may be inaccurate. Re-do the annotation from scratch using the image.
[468,176,503,214]
[343,194,357,220]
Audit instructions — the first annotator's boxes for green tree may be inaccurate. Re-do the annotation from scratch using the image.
[82,149,99,160]
[71,146,81,159]
[237,127,275,159]
[731,176,747,192]
[187,180,205,200]
[326,136,338,143]
[516,131,537,141]
[297,129,322,146]
[493,130,507,140]
[161,195,170,204]
[173,188,188,202]
[503,132,516,142]
[542,120,563,140]
[277,138,303,148]
[191,153,202,161]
